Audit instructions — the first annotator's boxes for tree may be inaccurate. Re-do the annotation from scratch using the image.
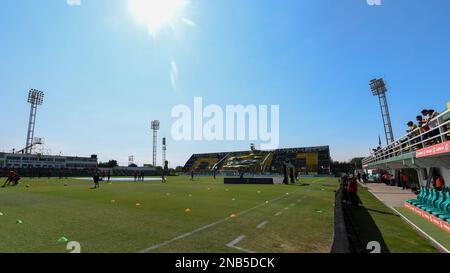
[349,157,364,170]
[98,160,119,168]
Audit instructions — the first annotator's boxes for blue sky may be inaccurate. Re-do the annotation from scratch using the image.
[0,0,449,167]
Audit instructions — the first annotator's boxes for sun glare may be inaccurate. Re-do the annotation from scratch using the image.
[129,0,188,36]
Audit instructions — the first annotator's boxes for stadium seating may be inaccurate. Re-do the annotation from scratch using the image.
[183,146,331,175]
[406,187,450,223]
[183,153,228,173]
[221,152,266,171]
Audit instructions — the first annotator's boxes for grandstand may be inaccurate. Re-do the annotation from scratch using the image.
[363,104,450,230]
[183,146,331,175]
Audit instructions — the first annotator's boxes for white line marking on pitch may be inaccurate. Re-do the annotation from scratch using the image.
[257,221,268,229]
[275,211,283,216]
[138,180,319,253]
[226,235,255,253]
[139,179,322,253]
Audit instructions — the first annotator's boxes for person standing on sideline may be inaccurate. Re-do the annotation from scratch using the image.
[107,171,111,183]
[93,172,100,189]
[347,177,358,206]
[191,169,195,181]
[435,175,445,191]
[400,171,408,190]
[362,172,368,184]
[134,171,138,182]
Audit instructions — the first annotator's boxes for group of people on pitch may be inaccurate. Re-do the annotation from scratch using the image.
[1,170,21,188]
[342,174,359,207]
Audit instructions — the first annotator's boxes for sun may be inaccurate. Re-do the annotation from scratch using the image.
[129,0,188,36]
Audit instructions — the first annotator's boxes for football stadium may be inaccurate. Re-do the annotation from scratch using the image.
[0,1,449,270]
[1,86,449,254]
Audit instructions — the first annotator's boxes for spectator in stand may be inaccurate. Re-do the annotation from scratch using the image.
[416,115,430,142]
[407,121,421,148]
[427,109,440,120]
[421,110,429,120]
[425,109,441,143]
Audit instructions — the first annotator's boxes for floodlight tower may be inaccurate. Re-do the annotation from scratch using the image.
[151,120,160,167]
[128,156,135,166]
[162,137,167,168]
[370,78,395,146]
[25,89,44,154]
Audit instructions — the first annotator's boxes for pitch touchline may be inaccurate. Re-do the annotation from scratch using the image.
[138,182,315,253]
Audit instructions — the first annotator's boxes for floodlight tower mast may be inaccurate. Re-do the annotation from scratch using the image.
[151,120,160,167]
[162,137,167,168]
[128,156,135,166]
[25,89,44,154]
[370,78,394,146]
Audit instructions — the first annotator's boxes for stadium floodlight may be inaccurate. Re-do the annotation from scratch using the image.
[151,120,160,167]
[128,155,135,166]
[369,78,394,146]
[162,137,167,169]
[28,89,44,105]
[25,89,45,154]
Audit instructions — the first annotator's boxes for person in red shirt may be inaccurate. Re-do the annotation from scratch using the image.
[416,115,431,142]
[2,170,16,188]
[435,175,445,191]
[348,177,358,206]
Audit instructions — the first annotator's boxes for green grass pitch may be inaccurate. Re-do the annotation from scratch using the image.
[0,176,438,253]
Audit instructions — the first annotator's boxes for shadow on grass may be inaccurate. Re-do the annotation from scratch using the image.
[346,197,391,253]
[365,208,395,216]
